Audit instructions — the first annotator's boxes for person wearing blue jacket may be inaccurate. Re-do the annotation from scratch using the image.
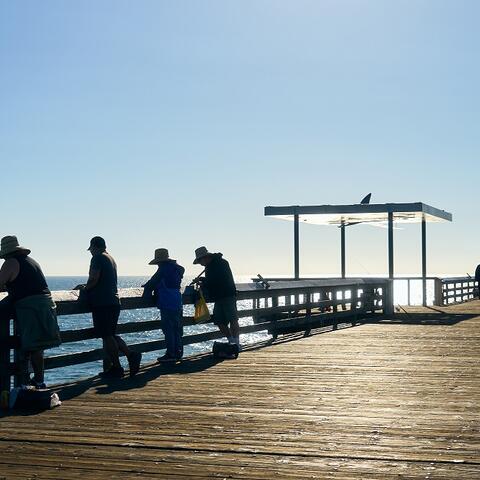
[143,249,185,363]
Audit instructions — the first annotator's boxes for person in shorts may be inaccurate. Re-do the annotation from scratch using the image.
[80,236,141,378]
[0,235,61,388]
[193,246,240,352]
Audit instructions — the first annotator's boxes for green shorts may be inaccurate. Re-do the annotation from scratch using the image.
[212,297,238,326]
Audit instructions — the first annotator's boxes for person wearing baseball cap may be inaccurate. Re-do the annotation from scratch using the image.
[80,236,141,378]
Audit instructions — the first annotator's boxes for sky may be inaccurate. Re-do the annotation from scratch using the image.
[0,0,478,277]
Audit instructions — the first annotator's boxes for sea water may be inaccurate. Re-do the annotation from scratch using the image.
[42,275,435,385]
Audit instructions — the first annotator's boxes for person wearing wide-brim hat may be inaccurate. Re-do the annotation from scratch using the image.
[192,246,240,353]
[0,236,61,388]
[143,248,185,363]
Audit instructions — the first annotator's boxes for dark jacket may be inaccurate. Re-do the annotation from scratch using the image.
[202,253,236,301]
[475,264,480,283]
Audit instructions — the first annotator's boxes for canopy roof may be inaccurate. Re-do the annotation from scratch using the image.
[264,202,452,226]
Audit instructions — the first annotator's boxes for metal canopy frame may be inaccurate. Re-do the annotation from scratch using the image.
[265,202,452,306]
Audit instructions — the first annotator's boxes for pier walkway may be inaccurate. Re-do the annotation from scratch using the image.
[1,301,479,479]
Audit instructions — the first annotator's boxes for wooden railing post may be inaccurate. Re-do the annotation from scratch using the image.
[0,317,11,393]
[351,287,358,325]
[383,279,394,315]
[433,278,443,306]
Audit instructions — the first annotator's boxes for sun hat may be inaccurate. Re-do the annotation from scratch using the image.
[0,236,31,259]
[193,246,213,264]
[87,236,107,251]
[149,248,173,265]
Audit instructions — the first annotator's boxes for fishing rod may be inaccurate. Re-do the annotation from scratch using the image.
[190,269,206,286]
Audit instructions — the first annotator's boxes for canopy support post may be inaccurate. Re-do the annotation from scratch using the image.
[294,212,299,279]
[341,221,346,278]
[422,216,427,307]
[388,212,394,280]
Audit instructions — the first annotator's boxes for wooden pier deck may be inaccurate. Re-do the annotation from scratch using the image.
[1,301,479,479]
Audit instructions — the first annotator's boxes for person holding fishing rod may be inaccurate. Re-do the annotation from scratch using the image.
[192,247,240,352]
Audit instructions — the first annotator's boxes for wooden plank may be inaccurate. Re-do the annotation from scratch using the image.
[1,301,479,479]
[1,441,479,479]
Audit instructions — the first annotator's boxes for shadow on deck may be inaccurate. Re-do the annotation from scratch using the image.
[1,301,480,479]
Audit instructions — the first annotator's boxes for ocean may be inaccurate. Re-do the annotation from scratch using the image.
[38,275,435,385]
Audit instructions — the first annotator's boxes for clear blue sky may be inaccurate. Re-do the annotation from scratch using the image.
[1,1,478,277]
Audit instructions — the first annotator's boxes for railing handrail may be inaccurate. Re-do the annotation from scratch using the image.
[252,276,443,282]
[441,276,476,283]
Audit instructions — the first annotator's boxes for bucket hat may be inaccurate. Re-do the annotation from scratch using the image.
[149,248,173,265]
[193,246,213,264]
[0,236,31,259]
[88,236,107,251]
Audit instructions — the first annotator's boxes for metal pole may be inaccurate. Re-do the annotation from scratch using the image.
[294,212,299,279]
[422,216,427,307]
[341,221,346,279]
[388,212,394,280]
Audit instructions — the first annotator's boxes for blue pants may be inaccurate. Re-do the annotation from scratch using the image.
[160,309,183,358]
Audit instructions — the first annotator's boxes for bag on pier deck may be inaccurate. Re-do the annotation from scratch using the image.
[212,341,239,359]
[10,386,61,411]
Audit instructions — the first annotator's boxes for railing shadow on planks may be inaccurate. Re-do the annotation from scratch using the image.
[2,278,393,391]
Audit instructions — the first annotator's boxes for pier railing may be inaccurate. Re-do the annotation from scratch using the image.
[440,276,478,305]
[0,278,392,391]
[254,276,479,307]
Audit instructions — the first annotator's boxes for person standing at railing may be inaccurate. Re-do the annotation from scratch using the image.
[78,236,141,378]
[0,235,61,388]
[142,248,185,363]
[192,246,240,353]
[475,264,480,299]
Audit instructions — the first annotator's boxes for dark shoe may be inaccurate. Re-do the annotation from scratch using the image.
[157,354,176,363]
[28,379,47,389]
[99,366,124,379]
[128,351,142,377]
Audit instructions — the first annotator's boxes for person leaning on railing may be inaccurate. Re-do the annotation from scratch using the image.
[475,263,480,299]
[142,248,185,363]
[76,236,141,379]
[192,246,240,353]
[0,235,61,388]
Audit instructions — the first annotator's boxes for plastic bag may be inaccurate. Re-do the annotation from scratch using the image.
[194,290,210,323]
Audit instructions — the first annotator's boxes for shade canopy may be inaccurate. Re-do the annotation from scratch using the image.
[265,202,452,225]
[264,201,452,306]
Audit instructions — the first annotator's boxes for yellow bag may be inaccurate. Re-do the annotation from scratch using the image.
[194,290,210,323]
